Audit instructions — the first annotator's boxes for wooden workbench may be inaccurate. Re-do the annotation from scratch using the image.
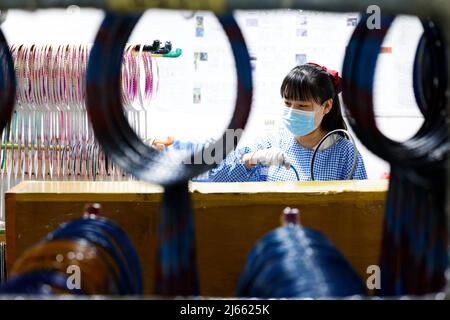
[5,180,387,296]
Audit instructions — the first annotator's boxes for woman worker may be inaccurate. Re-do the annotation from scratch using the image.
[150,63,367,182]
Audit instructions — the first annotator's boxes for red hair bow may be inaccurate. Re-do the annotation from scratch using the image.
[307,62,342,94]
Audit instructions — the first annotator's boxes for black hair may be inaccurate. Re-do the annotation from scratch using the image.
[280,64,346,132]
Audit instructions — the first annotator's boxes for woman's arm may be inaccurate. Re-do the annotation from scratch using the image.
[208,136,278,182]
[150,135,282,182]
[208,145,257,182]
[148,137,257,182]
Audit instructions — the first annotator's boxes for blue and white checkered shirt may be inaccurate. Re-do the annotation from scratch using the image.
[171,129,367,182]
[207,129,367,182]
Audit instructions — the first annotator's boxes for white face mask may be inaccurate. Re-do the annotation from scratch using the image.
[282,106,317,136]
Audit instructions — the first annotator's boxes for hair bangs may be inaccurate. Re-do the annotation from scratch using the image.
[280,69,322,104]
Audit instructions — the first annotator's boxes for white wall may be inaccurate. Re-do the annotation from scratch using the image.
[1,8,425,179]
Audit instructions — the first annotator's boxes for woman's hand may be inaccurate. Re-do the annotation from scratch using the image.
[242,148,291,170]
[145,136,174,150]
